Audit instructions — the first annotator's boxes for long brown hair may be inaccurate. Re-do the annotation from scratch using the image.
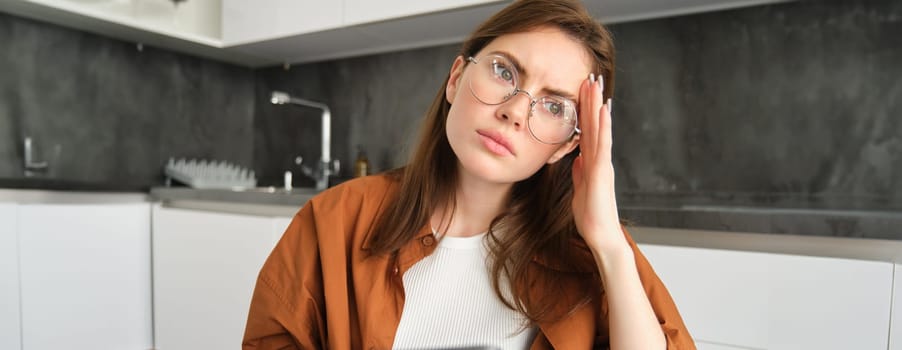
[368,0,616,323]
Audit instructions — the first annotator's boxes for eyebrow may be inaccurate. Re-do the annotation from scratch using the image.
[489,50,578,102]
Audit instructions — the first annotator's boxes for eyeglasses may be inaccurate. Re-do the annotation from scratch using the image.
[466,54,580,144]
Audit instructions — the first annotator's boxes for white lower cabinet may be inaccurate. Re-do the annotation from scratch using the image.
[0,203,21,350]
[891,264,901,350]
[640,244,894,350]
[151,204,291,350]
[18,202,153,350]
[695,341,750,350]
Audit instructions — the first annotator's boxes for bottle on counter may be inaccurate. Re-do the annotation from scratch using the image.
[354,145,370,177]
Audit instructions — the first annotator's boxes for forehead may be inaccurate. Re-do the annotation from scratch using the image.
[476,27,593,97]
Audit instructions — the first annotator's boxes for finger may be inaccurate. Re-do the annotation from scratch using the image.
[601,98,613,162]
[578,75,589,138]
[587,74,605,160]
[583,74,602,159]
[595,75,606,151]
[579,74,596,159]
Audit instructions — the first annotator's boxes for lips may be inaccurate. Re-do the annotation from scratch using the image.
[476,129,515,156]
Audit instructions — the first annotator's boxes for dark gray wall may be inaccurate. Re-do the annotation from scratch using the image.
[1,0,899,210]
[256,0,902,209]
[611,0,902,208]
[0,12,255,189]
[254,45,459,187]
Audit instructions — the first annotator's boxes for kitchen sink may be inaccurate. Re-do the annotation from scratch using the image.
[151,185,320,209]
[235,186,320,196]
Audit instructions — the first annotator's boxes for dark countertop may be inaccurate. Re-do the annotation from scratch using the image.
[2,177,899,241]
[618,190,902,212]
[620,205,901,241]
[617,191,901,241]
[148,187,902,241]
[0,177,148,192]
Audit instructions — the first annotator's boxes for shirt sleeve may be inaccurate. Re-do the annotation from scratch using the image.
[623,228,697,349]
[243,203,327,349]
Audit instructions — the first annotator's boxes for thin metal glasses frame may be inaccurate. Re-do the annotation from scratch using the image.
[466,55,581,145]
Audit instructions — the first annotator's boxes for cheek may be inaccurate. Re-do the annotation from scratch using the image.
[444,104,473,155]
[445,103,466,135]
[446,95,487,129]
[514,141,562,172]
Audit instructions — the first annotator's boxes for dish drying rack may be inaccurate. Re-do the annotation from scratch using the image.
[164,157,257,190]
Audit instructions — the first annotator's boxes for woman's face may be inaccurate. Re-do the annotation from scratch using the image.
[445,26,592,185]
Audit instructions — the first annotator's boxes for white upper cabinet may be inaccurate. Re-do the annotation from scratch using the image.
[222,0,502,45]
[0,0,261,64]
[222,0,343,45]
[343,0,502,26]
[0,0,799,66]
[17,0,221,43]
[584,0,797,23]
[222,0,510,65]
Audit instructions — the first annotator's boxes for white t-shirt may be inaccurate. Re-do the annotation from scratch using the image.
[392,232,537,350]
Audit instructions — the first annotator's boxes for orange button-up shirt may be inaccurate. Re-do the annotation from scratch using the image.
[243,174,695,349]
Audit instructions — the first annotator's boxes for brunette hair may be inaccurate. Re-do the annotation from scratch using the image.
[368,0,616,323]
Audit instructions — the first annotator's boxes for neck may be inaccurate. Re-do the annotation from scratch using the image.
[433,168,512,238]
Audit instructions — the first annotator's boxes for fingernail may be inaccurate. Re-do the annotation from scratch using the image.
[608,98,613,114]
[589,73,595,83]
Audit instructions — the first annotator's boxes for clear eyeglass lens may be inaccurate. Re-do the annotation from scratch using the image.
[469,55,578,144]
[469,56,516,104]
[530,97,577,144]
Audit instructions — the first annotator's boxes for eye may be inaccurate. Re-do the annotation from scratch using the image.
[491,62,515,85]
[544,101,563,117]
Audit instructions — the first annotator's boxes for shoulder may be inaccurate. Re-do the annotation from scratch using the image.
[297,173,401,237]
[273,174,402,261]
[307,173,398,212]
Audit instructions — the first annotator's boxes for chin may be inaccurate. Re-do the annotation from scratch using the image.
[456,150,533,185]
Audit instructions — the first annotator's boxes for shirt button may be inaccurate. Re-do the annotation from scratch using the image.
[421,235,436,246]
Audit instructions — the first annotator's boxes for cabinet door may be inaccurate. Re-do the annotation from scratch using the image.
[695,341,749,350]
[222,0,343,45]
[22,0,220,42]
[152,205,286,350]
[0,203,20,350]
[18,203,153,350]
[343,0,501,26]
[767,253,892,350]
[640,244,893,350]
[891,264,901,350]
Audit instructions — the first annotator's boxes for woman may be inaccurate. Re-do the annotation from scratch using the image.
[243,0,694,349]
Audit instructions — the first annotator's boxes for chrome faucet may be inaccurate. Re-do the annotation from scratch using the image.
[23,136,48,177]
[270,91,339,191]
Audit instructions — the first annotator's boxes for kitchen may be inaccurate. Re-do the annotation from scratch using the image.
[1,0,900,349]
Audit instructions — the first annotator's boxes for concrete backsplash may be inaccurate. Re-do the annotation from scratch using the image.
[609,0,901,205]
[0,12,255,189]
[0,0,898,210]
[256,0,902,209]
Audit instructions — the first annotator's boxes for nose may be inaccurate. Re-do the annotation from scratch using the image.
[496,89,532,129]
